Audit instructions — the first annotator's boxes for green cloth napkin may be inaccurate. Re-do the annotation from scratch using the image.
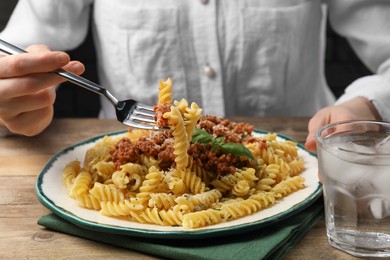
[38,199,324,260]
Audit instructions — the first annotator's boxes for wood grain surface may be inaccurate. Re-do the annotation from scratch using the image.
[0,118,360,259]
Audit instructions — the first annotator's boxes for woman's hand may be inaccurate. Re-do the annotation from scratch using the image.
[0,44,85,136]
[305,97,381,153]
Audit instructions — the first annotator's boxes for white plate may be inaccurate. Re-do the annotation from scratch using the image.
[36,130,321,239]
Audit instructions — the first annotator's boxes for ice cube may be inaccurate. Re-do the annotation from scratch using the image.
[369,197,390,219]
[330,142,383,167]
[319,148,368,185]
[337,141,377,154]
[358,166,390,219]
[375,135,390,153]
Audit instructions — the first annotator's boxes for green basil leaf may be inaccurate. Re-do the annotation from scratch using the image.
[213,137,226,147]
[220,142,255,161]
[191,128,256,163]
[191,128,212,144]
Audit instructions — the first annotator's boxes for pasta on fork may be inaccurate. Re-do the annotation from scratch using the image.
[62,78,306,229]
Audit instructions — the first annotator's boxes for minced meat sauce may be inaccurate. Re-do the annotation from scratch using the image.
[153,103,171,129]
[111,114,257,176]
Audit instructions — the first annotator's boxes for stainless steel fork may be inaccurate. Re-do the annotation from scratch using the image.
[0,39,160,130]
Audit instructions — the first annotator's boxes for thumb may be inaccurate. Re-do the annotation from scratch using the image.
[305,133,317,153]
[305,111,331,153]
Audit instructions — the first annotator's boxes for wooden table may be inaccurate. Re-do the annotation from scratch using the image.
[0,117,360,259]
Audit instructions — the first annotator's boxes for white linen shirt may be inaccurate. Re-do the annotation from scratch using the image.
[1,0,390,121]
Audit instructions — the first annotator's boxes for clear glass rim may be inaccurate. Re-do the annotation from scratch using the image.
[316,119,390,156]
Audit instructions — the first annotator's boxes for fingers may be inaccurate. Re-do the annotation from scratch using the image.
[0,87,56,136]
[305,110,330,153]
[304,101,366,153]
[0,60,85,97]
[0,44,85,136]
[0,42,85,96]
[0,49,71,78]
[25,44,52,53]
[63,60,85,76]
[305,136,317,153]
[0,87,56,119]
[4,105,54,136]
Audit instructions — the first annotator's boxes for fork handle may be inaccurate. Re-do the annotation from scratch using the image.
[54,69,119,107]
[0,38,119,107]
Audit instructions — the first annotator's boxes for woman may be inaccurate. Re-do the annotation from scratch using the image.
[0,0,388,153]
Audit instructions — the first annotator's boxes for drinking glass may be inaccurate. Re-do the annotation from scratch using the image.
[316,120,390,257]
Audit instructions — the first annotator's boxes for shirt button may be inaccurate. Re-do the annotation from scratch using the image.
[204,65,216,78]
[199,0,209,5]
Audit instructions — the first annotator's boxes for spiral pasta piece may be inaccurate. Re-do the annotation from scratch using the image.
[210,174,236,193]
[148,193,178,210]
[175,189,222,213]
[271,176,305,199]
[100,199,143,216]
[133,166,166,208]
[250,192,277,208]
[83,136,115,170]
[139,154,161,169]
[91,161,115,182]
[173,98,188,114]
[75,193,101,210]
[112,162,146,189]
[120,162,148,175]
[164,106,189,170]
[139,207,183,226]
[188,157,215,185]
[112,170,142,191]
[70,171,92,198]
[172,168,206,195]
[167,176,188,194]
[234,167,258,186]
[89,182,125,203]
[232,180,251,197]
[62,160,80,190]
[158,77,173,105]
[255,175,276,192]
[183,102,202,143]
[270,139,299,160]
[182,209,223,228]
[288,158,305,177]
[221,198,262,221]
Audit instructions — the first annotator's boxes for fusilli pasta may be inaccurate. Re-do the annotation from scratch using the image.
[62,78,306,229]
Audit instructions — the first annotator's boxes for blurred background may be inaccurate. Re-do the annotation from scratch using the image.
[0,1,372,118]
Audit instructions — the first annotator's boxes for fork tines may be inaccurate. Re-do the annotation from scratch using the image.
[126,104,160,130]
